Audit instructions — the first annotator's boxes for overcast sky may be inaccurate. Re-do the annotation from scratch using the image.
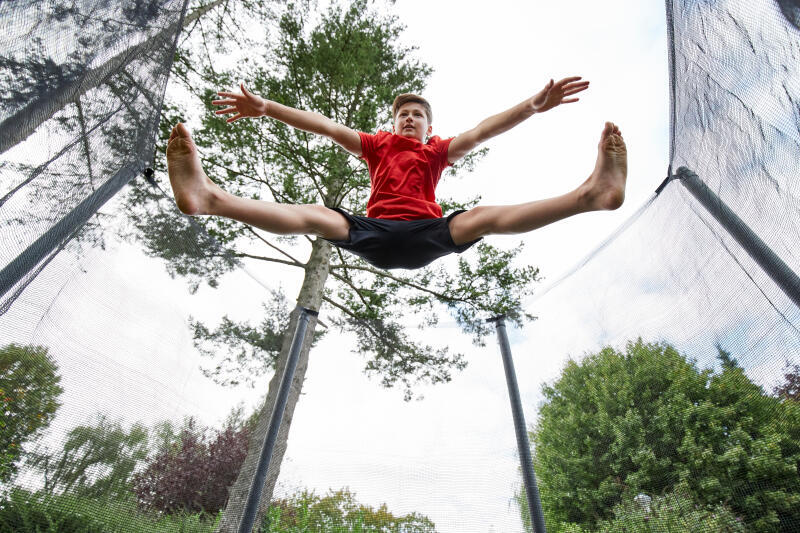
[7,0,800,531]
[244,2,672,530]
[7,1,672,531]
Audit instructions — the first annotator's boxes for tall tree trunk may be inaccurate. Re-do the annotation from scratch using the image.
[216,238,332,533]
[0,0,224,155]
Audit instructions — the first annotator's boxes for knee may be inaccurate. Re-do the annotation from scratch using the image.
[301,205,332,234]
[467,205,502,234]
[303,205,349,239]
[451,206,497,243]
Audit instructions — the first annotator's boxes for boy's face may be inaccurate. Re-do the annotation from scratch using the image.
[393,102,432,141]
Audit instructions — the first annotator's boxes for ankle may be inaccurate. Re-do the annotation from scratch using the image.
[204,185,227,215]
[575,180,595,212]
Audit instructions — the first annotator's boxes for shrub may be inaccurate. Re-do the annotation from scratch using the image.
[0,344,63,482]
[265,488,437,532]
[132,418,250,515]
[593,489,745,532]
[0,489,218,533]
[530,339,800,531]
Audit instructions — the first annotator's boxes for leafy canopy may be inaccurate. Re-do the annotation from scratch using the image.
[530,339,800,533]
[0,344,63,483]
[127,0,539,400]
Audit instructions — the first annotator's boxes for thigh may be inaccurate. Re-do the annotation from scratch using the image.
[448,205,503,245]
[296,204,351,240]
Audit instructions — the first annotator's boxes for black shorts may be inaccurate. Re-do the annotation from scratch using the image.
[324,207,481,270]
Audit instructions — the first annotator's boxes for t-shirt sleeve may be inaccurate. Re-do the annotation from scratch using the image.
[431,135,455,173]
[358,131,375,162]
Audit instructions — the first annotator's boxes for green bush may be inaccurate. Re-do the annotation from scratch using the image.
[591,490,745,532]
[264,489,436,532]
[0,487,437,533]
[0,489,218,533]
[555,489,744,532]
[530,339,800,532]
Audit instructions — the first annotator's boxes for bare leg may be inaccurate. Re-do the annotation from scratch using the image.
[449,122,627,245]
[166,123,350,240]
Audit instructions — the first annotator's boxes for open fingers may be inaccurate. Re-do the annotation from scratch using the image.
[226,113,243,123]
[216,91,242,99]
[562,81,589,91]
[211,98,237,106]
[555,76,584,86]
[215,107,238,115]
[562,85,589,97]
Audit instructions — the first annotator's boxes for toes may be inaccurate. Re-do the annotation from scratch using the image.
[601,122,623,139]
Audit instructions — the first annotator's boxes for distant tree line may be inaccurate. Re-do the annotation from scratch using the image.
[0,342,437,532]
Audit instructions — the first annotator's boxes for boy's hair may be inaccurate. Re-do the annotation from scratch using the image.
[392,93,432,123]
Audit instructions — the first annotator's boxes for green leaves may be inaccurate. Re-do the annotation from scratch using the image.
[0,344,63,483]
[530,340,800,532]
[266,488,436,532]
[27,415,149,499]
[125,0,540,399]
[191,289,291,387]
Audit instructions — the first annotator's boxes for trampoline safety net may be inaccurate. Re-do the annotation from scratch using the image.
[0,1,799,533]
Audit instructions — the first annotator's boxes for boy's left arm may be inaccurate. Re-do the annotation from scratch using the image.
[447,76,589,164]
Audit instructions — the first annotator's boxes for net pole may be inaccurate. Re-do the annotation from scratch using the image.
[0,160,141,302]
[237,305,318,533]
[675,166,800,309]
[488,315,547,533]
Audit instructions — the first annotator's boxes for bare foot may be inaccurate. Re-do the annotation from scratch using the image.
[579,122,628,211]
[166,123,221,215]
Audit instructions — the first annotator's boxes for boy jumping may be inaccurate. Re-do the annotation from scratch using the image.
[166,76,627,270]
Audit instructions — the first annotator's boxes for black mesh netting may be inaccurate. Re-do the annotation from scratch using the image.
[518,1,800,531]
[0,0,189,313]
[1,1,798,533]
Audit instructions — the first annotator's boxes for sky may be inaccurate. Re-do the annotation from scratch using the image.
[189,1,671,530]
[0,0,734,531]
[6,0,800,531]
[266,3,671,530]
[2,0,673,530]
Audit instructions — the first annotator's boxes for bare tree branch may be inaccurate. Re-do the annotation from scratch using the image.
[244,226,305,265]
[330,263,485,307]
[234,252,303,268]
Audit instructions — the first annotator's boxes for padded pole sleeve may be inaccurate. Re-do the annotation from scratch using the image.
[676,166,800,309]
[237,305,318,533]
[490,315,548,533]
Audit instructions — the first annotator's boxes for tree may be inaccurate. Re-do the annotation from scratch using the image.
[0,1,266,308]
[0,0,237,156]
[587,489,744,533]
[0,344,63,483]
[267,488,436,532]
[774,362,800,401]
[716,342,739,370]
[27,415,149,499]
[132,417,251,515]
[126,1,539,530]
[529,339,800,533]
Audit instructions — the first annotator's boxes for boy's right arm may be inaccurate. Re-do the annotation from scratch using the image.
[213,84,362,157]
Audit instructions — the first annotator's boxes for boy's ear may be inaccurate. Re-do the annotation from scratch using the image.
[427,125,433,136]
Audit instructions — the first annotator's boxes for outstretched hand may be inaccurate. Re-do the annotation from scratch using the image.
[531,76,590,113]
[212,83,267,123]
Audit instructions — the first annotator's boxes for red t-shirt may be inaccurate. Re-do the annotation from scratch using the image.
[358,130,453,220]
